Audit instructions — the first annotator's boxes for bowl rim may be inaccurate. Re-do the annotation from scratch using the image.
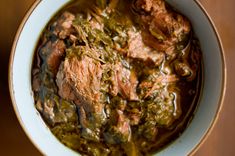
[187,0,226,155]
[8,0,44,154]
[8,0,227,155]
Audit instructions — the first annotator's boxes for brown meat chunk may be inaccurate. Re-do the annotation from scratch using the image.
[127,30,164,66]
[104,110,131,144]
[117,66,139,101]
[57,55,102,104]
[135,0,166,13]
[135,0,153,12]
[56,54,106,139]
[52,12,75,39]
[115,110,131,141]
[134,0,191,53]
[45,40,66,74]
[35,97,78,126]
[104,62,139,101]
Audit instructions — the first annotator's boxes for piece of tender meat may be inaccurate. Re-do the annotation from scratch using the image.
[135,0,153,12]
[135,0,166,13]
[42,40,66,74]
[35,97,78,126]
[145,13,190,52]
[127,30,164,66]
[56,54,106,139]
[52,12,75,39]
[104,110,131,144]
[57,55,102,104]
[102,62,139,101]
[149,11,191,39]
[117,67,139,101]
[134,0,191,52]
[115,110,131,141]
[78,106,101,142]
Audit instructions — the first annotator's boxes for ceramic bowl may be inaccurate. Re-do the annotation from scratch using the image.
[9,0,226,155]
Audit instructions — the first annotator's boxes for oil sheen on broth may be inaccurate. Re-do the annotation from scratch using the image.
[31,0,202,155]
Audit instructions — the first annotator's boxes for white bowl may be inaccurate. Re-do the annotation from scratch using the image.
[9,0,226,155]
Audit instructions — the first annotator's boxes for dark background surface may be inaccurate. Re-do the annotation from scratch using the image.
[0,0,235,155]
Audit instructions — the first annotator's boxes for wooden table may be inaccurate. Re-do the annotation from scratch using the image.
[0,0,234,155]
